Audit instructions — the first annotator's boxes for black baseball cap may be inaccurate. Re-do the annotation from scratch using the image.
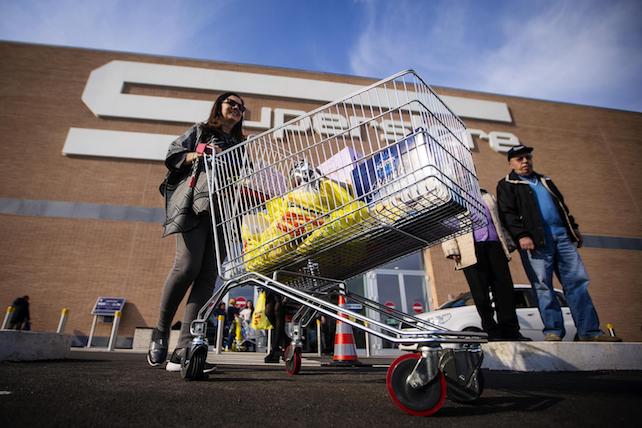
[507,145,533,160]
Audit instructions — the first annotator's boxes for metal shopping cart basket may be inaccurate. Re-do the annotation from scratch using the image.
[187,70,488,416]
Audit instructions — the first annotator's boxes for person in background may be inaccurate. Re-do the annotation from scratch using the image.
[207,302,226,346]
[147,92,247,371]
[319,314,334,355]
[225,298,240,351]
[264,293,290,362]
[239,300,254,325]
[442,190,529,341]
[9,295,30,330]
[496,145,621,342]
[239,300,255,351]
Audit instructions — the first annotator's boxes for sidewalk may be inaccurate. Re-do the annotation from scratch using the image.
[4,330,642,371]
[67,341,642,372]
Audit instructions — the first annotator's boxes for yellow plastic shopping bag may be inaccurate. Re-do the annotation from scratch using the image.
[297,200,370,254]
[251,291,273,330]
[285,178,354,214]
[242,177,372,270]
[241,212,273,271]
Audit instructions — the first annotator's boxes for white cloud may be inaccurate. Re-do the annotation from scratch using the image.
[476,1,642,110]
[349,0,642,111]
[349,1,474,80]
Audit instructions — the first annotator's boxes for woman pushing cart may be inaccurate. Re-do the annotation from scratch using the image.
[148,92,247,372]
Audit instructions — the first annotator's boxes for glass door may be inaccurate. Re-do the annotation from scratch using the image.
[376,273,403,350]
[403,275,428,315]
[366,269,430,355]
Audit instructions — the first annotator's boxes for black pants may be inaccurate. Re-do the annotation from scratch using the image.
[8,318,27,330]
[463,241,520,340]
[265,291,288,352]
[157,218,224,349]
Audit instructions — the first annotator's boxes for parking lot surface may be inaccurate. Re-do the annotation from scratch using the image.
[0,352,640,427]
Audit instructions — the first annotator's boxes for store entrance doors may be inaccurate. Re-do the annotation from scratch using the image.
[365,269,430,356]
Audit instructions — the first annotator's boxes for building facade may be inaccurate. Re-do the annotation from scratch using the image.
[1,41,640,345]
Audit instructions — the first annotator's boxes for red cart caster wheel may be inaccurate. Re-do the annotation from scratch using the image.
[284,345,302,376]
[386,353,447,416]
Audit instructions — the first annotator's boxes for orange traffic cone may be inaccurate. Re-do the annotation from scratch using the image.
[330,294,364,367]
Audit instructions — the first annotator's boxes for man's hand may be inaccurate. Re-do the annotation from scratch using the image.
[519,236,535,251]
[574,229,584,248]
[447,254,461,264]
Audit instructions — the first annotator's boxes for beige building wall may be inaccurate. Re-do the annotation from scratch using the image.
[1,41,640,342]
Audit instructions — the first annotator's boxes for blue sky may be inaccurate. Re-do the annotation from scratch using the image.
[1,0,641,112]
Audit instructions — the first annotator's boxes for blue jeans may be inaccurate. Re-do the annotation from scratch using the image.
[519,231,601,338]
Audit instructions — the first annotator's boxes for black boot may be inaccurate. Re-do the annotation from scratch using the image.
[147,328,169,367]
[264,347,284,363]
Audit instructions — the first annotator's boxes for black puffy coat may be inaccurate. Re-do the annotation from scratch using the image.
[159,123,244,237]
[496,171,579,249]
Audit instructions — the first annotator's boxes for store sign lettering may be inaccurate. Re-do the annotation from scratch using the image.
[63,61,518,160]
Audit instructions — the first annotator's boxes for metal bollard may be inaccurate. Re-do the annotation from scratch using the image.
[86,314,98,348]
[316,318,322,357]
[2,306,14,329]
[215,314,224,355]
[234,317,242,348]
[57,308,69,334]
[364,321,371,358]
[107,310,121,351]
[267,327,272,354]
[606,323,617,337]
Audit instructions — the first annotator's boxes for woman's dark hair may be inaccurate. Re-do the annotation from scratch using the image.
[205,91,245,141]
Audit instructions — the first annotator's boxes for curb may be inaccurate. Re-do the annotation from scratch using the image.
[0,330,71,361]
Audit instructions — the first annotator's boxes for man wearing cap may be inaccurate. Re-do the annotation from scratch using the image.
[496,145,620,342]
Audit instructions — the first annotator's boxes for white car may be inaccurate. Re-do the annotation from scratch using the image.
[406,284,577,341]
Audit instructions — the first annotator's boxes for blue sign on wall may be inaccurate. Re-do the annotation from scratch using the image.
[343,303,363,311]
[92,297,126,316]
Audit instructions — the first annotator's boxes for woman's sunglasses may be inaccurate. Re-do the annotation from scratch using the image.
[223,99,246,113]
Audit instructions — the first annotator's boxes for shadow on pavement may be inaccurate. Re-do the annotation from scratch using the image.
[438,394,561,417]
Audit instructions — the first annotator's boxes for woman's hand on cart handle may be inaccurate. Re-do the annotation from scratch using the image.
[185,144,221,164]
[185,152,200,165]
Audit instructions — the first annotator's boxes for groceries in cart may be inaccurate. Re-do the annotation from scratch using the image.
[352,127,465,222]
[240,127,474,273]
[242,159,370,271]
[240,158,289,203]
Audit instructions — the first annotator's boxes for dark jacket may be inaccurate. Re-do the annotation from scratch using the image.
[159,123,243,237]
[496,171,579,249]
[225,306,240,326]
[11,297,30,323]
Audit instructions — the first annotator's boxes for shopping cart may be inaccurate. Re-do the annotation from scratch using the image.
[185,70,488,416]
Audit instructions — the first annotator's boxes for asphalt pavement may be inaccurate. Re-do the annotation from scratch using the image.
[1,351,640,427]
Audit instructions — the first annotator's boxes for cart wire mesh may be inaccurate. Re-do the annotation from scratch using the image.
[205,70,486,280]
